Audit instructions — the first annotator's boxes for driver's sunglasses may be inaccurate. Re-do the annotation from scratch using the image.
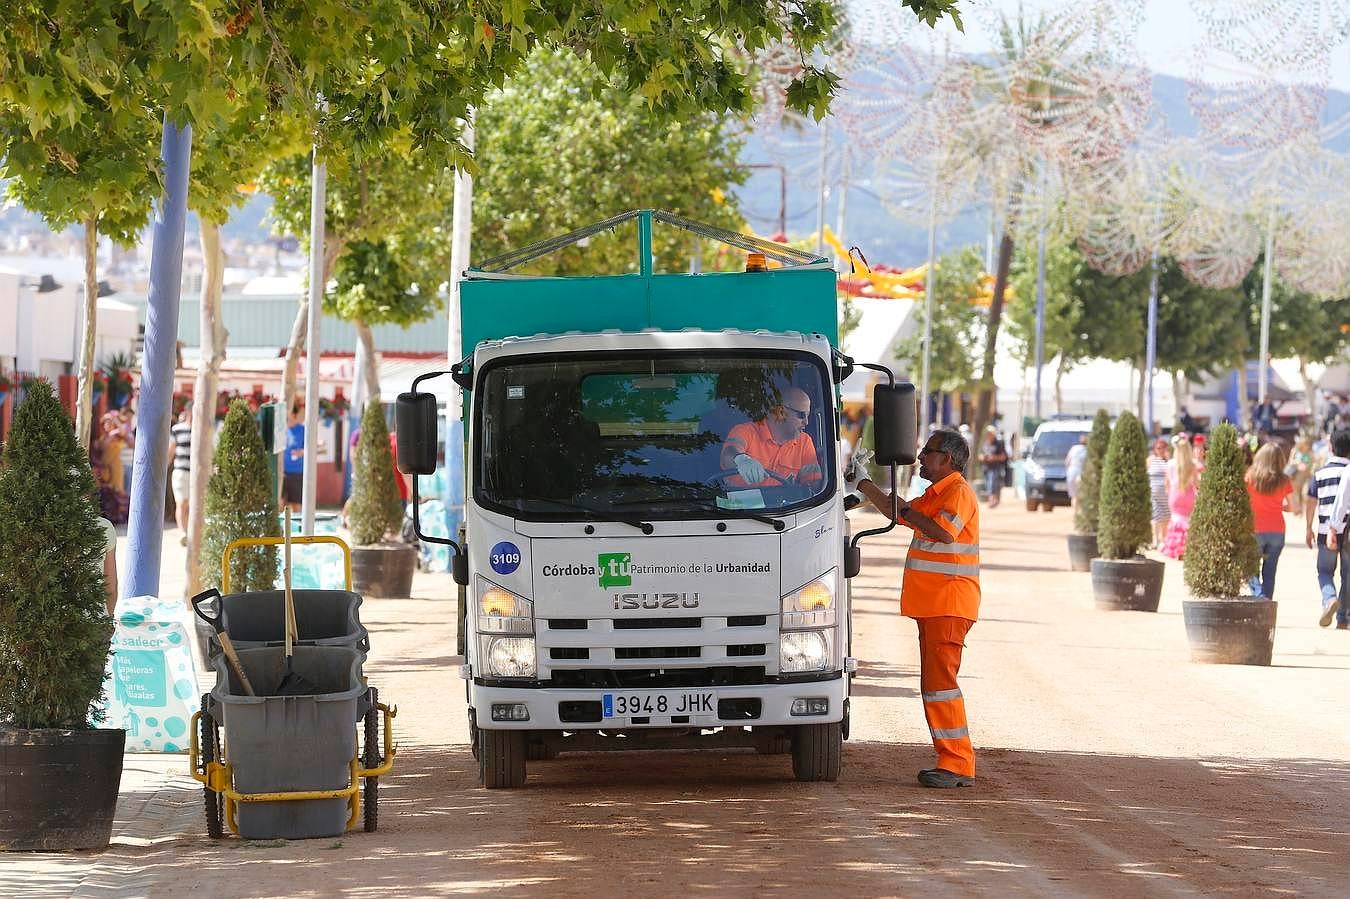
[919,446,947,457]
[784,405,810,421]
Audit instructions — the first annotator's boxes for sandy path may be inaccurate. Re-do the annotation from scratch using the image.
[7,501,1347,897]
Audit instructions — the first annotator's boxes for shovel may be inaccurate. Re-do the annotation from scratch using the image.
[191,588,256,697]
[274,509,317,695]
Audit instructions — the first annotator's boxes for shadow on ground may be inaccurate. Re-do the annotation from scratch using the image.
[41,743,1348,898]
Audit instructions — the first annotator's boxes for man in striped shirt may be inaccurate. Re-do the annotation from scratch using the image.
[1307,428,1350,628]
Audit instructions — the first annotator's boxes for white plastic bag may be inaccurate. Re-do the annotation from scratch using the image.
[103,595,201,753]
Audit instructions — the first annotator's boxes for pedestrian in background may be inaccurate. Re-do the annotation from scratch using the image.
[1065,435,1088,504]
[1161,435,1198,560]
[170,406,193,546]
[850,428,980,788]
[1147,437,1170,550]
[282,401,305,512]
[1245,442,1293,599]
[1310,428,1350,628]
[979,426,1007,508]
[116,405,135,493]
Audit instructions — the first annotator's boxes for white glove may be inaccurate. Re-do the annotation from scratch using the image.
[844,446,874,484]
[734,452,767,484]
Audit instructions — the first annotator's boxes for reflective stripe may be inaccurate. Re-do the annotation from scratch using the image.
[931,726,969,740]
[906,558,980,577]
[922,688,963,703]
[940,510,964,529]
[912,539,980,555]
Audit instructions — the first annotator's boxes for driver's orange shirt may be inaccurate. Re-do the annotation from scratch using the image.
[725,419,822,487]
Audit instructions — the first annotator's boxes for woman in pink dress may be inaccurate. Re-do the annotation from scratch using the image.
[1160,435,1199,559]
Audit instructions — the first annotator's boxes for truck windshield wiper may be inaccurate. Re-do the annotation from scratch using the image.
[522,498,654,535]
[625,499,786,532]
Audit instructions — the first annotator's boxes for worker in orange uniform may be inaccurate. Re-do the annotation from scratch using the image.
[850,427,980,788]
[719,386,823,487]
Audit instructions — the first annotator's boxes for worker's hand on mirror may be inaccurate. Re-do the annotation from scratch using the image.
[734,452,766,484]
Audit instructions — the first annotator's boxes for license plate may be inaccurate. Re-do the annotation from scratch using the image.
[602,691,715,718]
[1050,480,1066,490]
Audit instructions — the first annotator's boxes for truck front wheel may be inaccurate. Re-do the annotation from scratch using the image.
[479,728,527,789]
[791,722,842,782]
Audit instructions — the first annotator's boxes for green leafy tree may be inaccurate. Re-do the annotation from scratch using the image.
[348,400,404,547]
[1073,409,1112,535]
[0,382,113,729]
[1240,259,1350,423]
[1095,410,1152,560]
[473,48,746,274]
[1008,239,1149,411]
[1183,423,1259,598]
[201,400,280,593]
[894,246,986,394]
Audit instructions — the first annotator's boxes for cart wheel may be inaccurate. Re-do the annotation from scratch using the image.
[200,696,223,839]
[363,687,380,833]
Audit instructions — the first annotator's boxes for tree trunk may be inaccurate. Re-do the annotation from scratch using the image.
[1135,357,1146,419]
[186,218,227,597]
[355,319,381,402]
[971,232,1014,449]
[1236,363,1250,430]
[1054,355,1066,414]
[1297,357,1318,428]
[76,215,99,450]
[280,238,343,437]
[1170,371,1183,429]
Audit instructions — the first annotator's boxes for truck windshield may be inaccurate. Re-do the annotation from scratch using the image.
[476,352,834,519]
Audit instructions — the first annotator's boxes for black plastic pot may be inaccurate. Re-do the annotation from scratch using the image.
[1090,556,1165,612]
[1182,598,1277,666]
[1067,533,1098,572]
[0,728,125,850]
[352,542,417,598]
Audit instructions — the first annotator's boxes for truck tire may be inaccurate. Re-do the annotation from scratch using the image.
[479,729,527,789]
[1025,497,1039,512]
[791,722,842,782]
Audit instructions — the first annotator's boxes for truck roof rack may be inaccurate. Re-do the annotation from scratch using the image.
[468,209,830,277]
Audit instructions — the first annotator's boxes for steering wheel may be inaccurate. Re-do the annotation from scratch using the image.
[705,467,796,488]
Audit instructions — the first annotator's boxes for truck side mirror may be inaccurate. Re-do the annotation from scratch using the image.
[872,382,917,466]
[395,391,439,475]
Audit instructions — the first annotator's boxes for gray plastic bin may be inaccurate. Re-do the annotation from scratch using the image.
[211,645,367,840]
[196,590,369,664]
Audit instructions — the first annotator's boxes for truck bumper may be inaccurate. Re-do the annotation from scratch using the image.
[470,674,847,730]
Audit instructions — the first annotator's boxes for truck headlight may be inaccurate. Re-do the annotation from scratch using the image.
[779,629,833,674]
[480,636,537,678]
[477,577,533,634]
[781,572,836,628]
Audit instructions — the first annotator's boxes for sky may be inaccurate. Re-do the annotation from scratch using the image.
[915,0,1350,91]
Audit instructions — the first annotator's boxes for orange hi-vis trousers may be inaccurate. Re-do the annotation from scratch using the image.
[917,616,975,777]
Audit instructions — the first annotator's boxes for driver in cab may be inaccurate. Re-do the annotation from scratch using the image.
[719,386,823,488]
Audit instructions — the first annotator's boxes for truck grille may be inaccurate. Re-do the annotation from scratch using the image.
[537,615,780,680]
[550,666,767,689]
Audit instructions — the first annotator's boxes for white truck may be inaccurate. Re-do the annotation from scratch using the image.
[396,211,914,787]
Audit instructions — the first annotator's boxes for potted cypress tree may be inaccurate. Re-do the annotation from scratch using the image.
[1068,409,1111,571]
[201,399,282,595]
[1090,410,1165,611]
[349,399,416,598]
[0,383,123,850]
[1181,423,1271,665]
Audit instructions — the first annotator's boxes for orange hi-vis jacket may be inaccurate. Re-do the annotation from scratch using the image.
[899,471,980,620]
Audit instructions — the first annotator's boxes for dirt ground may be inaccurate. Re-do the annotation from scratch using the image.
[8,500,1349,897]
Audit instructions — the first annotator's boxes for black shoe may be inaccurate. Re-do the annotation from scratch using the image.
[917,768,974,788]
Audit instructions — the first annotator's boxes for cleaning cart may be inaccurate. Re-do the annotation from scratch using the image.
[190,533,396,839]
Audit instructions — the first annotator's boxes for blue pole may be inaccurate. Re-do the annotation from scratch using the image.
[1144,246,1159,436]
[125,117,192,600]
